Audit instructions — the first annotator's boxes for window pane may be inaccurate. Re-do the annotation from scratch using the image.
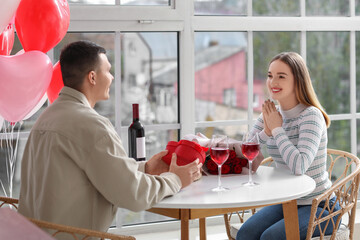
[194,32,248,123]
[356,32,360,112]
[306,0,349,16]
[53,33,116,124]
[357,120,360,156]
[121,129,178,226]
[307,32,350,115]
[253,31,300,107]
[195,125,246,143]
[0,137,27,198]
[327,120,351,182]
[194,0,247,16]
[357,0,360,15]
[68,0,115,4]
[120,32,178,127]
[253,0,299,16]
[327,120,351,153]
[121,0,169,6]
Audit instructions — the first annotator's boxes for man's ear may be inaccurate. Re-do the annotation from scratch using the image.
[87,71,96,85]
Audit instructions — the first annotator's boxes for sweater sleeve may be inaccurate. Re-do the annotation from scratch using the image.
[251,113,270,145]
[84,132,181,212]
[271,109,325,175]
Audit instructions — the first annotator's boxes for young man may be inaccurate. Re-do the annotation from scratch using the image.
[18,41,202,235]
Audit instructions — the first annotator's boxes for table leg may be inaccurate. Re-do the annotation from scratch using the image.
[199,218,206,240]
[180,209,190,240]
[282,200,300,240]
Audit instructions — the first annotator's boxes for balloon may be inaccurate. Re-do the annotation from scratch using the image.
[0,0,21,34]
[0,23,15,55]
[47,61,64,103]
[0,51,53,122]
[0,115,3,132]
[15,0,70,53]
[23,93,48,120]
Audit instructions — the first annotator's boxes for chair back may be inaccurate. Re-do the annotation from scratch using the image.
[0,196,18,209]
[306,149,360,240]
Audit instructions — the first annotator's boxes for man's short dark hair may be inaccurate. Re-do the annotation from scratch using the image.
[60,40,106,90]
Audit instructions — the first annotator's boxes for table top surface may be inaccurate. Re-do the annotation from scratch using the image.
[154,166,316,209]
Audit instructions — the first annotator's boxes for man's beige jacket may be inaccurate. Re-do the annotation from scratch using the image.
[18,87,181,235]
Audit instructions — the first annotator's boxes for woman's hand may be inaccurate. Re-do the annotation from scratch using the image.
[262,100,283,134]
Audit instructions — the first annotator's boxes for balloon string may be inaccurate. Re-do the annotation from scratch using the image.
[0,121,22,197]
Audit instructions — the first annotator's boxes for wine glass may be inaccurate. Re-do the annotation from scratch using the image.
[242,132,260,187]
[210,135,230,192]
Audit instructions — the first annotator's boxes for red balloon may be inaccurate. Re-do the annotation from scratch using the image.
[47,61,64,104]
[15,0,70,53]
[0,23,14,55]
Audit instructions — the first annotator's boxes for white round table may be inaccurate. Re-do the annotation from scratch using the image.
[149,166,316,240]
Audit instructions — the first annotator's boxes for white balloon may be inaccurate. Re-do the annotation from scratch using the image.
[23,93,48,120]
[0,115,3,131]
[0,0,21,34]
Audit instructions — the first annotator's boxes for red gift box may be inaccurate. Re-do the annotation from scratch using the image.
[162,140,208,166]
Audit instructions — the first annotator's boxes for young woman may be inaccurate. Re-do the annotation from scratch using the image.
[236,52,340,240]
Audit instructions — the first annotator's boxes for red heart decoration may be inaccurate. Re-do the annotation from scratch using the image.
[162,140,207,166]
[15,0,70,53]
[0,51,53,122]
[47,61,64,104]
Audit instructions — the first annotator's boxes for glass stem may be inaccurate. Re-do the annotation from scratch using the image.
[249,160,253,184]
[218,165,222,188]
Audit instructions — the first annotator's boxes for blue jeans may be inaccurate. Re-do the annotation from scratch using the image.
[236,197,341,240]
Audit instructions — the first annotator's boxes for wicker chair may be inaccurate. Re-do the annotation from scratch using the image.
[0,196,135,240]
[223,149,360,240]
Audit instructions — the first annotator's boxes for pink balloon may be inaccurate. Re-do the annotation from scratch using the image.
[0,115,3,131]
[23,93,48,120]
[0,23,15,55]
[0,51,53,122]
[0,0,21,34]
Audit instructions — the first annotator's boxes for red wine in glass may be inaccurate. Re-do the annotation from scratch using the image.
[210,135,230,192]
[210,147,229,165]
[242,132,260,186]
[241,143,260,161]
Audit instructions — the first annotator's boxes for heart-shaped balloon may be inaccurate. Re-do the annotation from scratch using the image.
[47,61,64,104]
[23,93,48,120]
[0,0,21,34]
[0,51,53,122]
[0,23,15,55]
[0,115,3,132]
[15,0,70,53]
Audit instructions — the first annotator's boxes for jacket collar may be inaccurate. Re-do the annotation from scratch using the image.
[58,86,92,109]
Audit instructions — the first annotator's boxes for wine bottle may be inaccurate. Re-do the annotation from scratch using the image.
[128,103,146,161]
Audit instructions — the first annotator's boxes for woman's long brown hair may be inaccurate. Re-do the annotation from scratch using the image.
[270,52,330,128]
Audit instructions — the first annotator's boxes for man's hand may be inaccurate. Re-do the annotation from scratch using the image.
[169,153,203,189]
[145,150,170,175]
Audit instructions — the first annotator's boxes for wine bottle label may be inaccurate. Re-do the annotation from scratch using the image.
[136,137,146,158]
